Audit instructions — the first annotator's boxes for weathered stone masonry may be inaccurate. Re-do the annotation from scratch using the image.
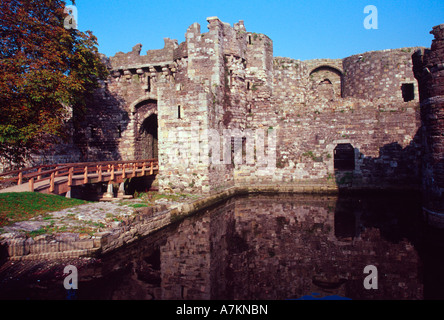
[413,24,444,219]
[38,17,443,196]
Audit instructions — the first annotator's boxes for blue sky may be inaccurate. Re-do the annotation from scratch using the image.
[75,0,444,61]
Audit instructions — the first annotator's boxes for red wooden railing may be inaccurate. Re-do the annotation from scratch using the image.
[0,159,158,193]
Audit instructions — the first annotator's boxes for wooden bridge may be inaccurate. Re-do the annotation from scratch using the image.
[0,159,158,196]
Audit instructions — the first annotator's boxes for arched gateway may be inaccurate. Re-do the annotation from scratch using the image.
[132,98,158,160]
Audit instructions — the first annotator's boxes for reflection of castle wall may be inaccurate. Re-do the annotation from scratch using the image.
[228,196,340,299]
[224,195,422,300]
[154,194,422,300]
[160,214,211,300]
[209,201,236,299]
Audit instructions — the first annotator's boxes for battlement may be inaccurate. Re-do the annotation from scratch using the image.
[109,17,271,72]
[110,38,177,70]
[431,24,444,40]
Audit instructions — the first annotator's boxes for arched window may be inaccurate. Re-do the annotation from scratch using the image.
[309,66,343,98]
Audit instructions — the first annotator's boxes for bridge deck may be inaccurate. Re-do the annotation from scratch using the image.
[0,160,158,195]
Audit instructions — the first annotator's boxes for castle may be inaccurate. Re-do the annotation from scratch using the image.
[10,18,444,221]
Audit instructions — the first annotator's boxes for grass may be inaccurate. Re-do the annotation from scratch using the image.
[0,192,88,227]
[128,203,149,208]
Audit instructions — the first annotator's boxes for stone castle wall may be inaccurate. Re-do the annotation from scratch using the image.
[78,17,425,194]
[343,48,421,101]
[235,39,422,191]
[6,17,437,196]
[413,24,444,215]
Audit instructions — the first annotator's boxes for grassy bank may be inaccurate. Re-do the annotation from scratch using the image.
[0,192,88,228]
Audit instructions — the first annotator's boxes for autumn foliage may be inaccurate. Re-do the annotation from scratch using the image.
[0,0,108,168]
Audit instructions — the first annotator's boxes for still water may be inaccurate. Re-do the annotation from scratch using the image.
[1,192,444,300]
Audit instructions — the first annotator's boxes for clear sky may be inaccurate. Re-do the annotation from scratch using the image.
[74,0,444,61]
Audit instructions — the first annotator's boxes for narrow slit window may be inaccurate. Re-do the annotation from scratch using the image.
[117,125,122,138]
[90,126,97,139]
[178,105,181,119]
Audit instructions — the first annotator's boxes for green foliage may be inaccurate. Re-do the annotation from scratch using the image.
[0,0,108,167]
[128,203,149,208]
[302,151,323,162]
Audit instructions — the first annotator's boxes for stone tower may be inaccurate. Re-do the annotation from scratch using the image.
[413,24,444,225]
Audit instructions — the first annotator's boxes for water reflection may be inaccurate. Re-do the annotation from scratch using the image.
[1,193,444,300]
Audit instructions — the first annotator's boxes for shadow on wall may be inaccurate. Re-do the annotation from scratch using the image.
[333,128,422,192]
[68,176,157,201]
[74,84,130,162]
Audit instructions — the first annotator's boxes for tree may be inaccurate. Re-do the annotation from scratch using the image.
[0,0,108,169]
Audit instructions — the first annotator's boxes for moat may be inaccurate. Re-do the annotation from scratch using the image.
[1,192,443,300]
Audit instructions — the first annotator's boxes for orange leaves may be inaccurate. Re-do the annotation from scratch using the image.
[0,0,108,165]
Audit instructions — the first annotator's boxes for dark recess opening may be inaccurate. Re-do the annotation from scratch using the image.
[139,114,158,159]
[401,83,415,102]
[320,78,332,84]
[334,143,355,171]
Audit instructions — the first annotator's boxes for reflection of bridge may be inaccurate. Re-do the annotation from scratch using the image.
[0,159,158,196]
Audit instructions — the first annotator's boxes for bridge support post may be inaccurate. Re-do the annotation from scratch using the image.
[104,182,114,198]
[117,182,125,198]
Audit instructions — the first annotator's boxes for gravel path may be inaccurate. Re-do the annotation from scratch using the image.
[1,200,139,236]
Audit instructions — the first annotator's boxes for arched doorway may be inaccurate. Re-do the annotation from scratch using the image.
[133,99,158,160]
[138,114,158,159]
[334,143,355,171]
